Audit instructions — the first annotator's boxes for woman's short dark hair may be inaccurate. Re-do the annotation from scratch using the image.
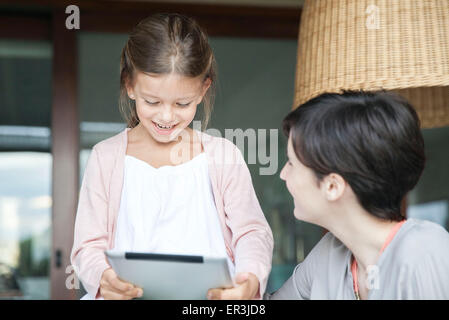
[283,90,426,222]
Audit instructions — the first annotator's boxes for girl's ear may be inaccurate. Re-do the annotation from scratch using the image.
[203,77,212,93]
[322,173,346,201]
[198,77,212,103]
[127,86,135,100]
[125,76,136,100]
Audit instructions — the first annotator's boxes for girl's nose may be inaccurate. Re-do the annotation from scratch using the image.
[160,104,174,123]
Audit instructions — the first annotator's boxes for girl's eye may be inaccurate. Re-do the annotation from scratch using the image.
[176,102,192,107]
[287,160,292,166]
[145,100,159,105]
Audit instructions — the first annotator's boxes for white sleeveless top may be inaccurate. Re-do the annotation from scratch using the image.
[112,152,235,274]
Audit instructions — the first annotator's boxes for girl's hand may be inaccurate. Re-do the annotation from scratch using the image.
[100,268,143,300]
[207,272,259,300]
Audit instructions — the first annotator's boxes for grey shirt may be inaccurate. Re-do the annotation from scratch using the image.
[266,218,449,300]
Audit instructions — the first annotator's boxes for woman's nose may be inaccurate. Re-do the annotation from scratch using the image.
[280,163,287,181]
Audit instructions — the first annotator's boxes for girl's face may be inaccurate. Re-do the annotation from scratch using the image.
[280,135,327,224]
[127,72,210,144]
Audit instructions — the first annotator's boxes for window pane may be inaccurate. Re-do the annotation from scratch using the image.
[0,39,52,299]
[407,127,449,231]
[0,152,52,299]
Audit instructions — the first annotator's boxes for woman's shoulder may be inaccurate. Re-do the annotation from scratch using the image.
[391,218,449,264]
[302,231,349,266]
[388,219,449,297]
[398,218,449,248]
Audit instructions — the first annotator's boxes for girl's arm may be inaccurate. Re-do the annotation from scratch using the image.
[220,142,274,299]
[70,145,111,299]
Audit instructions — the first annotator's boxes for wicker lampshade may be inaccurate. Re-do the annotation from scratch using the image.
[294,0,449,128]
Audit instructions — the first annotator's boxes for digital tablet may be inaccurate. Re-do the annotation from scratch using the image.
[105,251,234,300]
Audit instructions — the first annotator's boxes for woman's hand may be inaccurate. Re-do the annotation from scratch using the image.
[100,268,143,300]
[207,272,259,300]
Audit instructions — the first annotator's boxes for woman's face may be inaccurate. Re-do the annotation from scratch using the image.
[280,134,326,223]
[128,72,210,144]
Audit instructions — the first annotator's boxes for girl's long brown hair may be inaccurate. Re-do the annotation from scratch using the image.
[119,13,216,130]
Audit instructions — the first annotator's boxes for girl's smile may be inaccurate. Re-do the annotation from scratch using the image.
[152,120,178,135]
[127,72,210,144]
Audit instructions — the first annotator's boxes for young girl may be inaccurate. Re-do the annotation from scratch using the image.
[70,13,273,300]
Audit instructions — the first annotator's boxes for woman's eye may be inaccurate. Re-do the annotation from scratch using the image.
[176,102,192,107]
[145,100,159,105]
[287,160,292,166]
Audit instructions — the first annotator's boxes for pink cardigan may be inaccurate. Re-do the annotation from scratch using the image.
[70,128,274,299]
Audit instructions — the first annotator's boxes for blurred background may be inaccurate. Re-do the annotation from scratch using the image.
[0,0,448,300]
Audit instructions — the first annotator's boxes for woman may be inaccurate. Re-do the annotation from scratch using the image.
[268,90,449,299]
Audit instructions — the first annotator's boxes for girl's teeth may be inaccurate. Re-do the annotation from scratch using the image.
[156,123,173,129]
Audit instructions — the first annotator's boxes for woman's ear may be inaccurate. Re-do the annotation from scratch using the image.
[322,173,346,201]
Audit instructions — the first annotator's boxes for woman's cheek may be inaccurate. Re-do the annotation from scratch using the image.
[285,177,297,199]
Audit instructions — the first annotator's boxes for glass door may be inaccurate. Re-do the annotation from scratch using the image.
[0,39,52,299]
